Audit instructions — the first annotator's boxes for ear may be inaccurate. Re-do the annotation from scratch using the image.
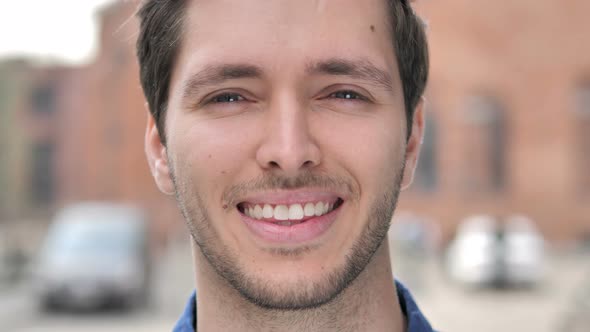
[145,112,175,195]
[401,98,425,191]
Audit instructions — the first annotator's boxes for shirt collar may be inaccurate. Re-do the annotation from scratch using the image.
[174,291,196,332]
[394,280,436,332]
[173,280,435,332]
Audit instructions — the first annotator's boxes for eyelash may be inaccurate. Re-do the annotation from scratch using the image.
[206,92,246,104]
[203,89,369,106]
[326,90,368,102]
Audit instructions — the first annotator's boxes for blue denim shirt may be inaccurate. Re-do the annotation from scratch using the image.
[173,280,436,332]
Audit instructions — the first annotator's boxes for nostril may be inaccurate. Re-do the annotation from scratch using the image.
[268,161,280,168]
[302,160,315,168]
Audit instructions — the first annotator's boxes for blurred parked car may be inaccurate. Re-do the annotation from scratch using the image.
[33,202,151,311]
[446,214,544,287]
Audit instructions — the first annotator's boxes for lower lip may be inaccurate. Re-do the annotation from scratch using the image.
[240,206,341,245]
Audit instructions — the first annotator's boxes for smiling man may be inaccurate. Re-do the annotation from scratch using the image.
[136,0,432,331]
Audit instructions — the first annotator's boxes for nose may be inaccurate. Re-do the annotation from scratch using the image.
[255,96,321,175]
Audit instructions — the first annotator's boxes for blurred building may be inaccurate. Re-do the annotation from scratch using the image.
[0,59,31,221]
[2,0,589,245]
[0,59,81,220]
[51,2,182,247]
[404,0,590,243]
[0,2,180,248]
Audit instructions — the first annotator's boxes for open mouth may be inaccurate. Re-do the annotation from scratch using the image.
[237,198,344,226]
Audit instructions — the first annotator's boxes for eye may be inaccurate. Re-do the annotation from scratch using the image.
[328,90,368,101]
[207,92,246,104]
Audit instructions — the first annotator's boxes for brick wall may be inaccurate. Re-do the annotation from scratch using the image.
[403,0,590,242]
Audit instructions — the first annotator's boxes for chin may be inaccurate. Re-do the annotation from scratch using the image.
[233,260,351,310]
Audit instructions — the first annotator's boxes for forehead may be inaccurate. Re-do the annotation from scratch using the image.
[173,0,397,78]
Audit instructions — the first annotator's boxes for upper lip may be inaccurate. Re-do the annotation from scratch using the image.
[235,189,345,207]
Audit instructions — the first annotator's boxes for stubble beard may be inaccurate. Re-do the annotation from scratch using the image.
[171,164,405,311]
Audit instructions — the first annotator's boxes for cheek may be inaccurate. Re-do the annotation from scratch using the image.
[170,116,261,200]
[350,136,404,202]
[313,113,406,194]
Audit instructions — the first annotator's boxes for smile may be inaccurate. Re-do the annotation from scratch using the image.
[238,199,344,226]
[235,192,345,244]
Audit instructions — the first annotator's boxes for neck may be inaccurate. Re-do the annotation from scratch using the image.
[192,240,406,332]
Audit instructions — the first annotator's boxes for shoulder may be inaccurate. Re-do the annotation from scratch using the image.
[173,291,197,332]
[395,280,437,332]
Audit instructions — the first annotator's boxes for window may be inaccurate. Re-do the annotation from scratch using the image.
[414,113,438,191]
[574,83,590,195]
[31,143,53,204]
[31,83,55,114]
[462,96,506,192]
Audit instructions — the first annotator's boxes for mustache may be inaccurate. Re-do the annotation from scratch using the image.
[222,171,358,208]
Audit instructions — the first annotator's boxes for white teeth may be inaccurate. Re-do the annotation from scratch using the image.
[288,204,304,220]
[262,204,273,218]
[253,205,263,219]
[304,203,315,217]
[314,202,324,216]
[274,205,289,220]
[244,201,338,220]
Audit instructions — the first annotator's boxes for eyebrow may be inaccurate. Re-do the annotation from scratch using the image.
[181,58,394,102]
[182,64,262,100]
[306,58,394,92]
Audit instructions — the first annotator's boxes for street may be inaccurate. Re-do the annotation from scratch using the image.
[408,251,590,332]
[0,238,194,332]
[3,309,175,332]
[1,240,589,332]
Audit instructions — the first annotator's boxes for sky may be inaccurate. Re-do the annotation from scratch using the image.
[0,0,117,65]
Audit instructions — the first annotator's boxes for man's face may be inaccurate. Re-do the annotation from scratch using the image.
[147,0,422,309]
